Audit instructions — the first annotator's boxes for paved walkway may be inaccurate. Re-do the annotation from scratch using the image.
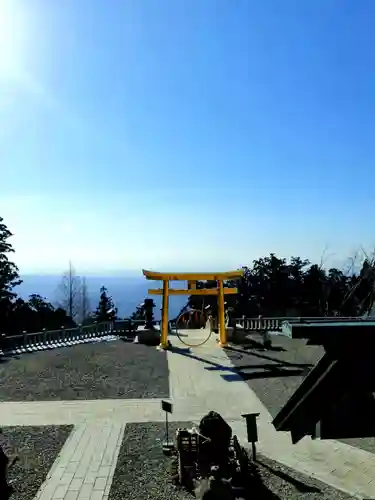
[35,424,123,500]
[166,329,375,500]
[0,399,166,426]
[1,330,375,499]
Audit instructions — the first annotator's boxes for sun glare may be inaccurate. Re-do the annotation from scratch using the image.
[0,0,29,77]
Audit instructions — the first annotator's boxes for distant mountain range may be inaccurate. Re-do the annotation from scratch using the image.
[16,275,188,320]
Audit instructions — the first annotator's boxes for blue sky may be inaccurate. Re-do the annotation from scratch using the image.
[1,0,374,274]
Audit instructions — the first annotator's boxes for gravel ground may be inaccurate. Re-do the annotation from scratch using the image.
[0,340,169,401]
[226,333,375,455]
[0,425,73,500]
[108,422,355,500]
[109,422,192,500]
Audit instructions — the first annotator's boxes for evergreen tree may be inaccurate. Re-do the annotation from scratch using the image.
[95,286,117,322]
[0,217,22,333]
[0,216,22,301]
[184,252,375,319]
[130,303,145,321]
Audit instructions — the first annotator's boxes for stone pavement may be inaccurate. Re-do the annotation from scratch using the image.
[0,399,166,426]
[35,423,124,500]
[1,329,375,499]
[166,329,375,500]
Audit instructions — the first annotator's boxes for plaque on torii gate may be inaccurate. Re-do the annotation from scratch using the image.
[142,269,244,349]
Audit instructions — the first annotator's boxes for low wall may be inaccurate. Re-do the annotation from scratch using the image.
[1,316,364,356]
[0,322,115,356]
[234,316,361,332]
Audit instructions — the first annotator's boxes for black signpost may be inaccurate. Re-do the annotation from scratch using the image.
[161,400,174,454]
[242,413,260,461]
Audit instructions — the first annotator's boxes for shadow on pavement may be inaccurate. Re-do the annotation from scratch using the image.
[221,365,311,382]
[225,345,313,369]
[169,345,191,355]
[169,344,312,381]
[255,459,320,494]
[236,337,287,352]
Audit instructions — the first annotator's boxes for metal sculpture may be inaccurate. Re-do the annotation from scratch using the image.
[169,411,252,499]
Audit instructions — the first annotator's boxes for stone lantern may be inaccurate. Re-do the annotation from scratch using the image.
[143,298,156,329]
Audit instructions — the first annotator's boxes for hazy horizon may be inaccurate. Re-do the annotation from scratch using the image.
[16,274,188,320]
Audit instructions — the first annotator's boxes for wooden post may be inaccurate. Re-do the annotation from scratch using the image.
[160,279,169,349]
[218,279,227,346]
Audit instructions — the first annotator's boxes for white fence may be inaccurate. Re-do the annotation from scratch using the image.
[234,316,362,332]
[0,316,365,356]
[0,322,115,355]
[0,319,164,356]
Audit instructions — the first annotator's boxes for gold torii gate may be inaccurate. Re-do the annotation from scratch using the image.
[142,269,244,349]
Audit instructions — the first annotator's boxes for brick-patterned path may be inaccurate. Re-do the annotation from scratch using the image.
[35,424,123,500]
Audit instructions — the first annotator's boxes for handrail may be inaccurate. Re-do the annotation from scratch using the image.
[234,316,362,332]
[0,315,365,356]
[189,315,363,333]
[0,318,163,356]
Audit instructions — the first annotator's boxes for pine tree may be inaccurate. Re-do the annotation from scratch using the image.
[130,303,145,321]
[95,286,117,322]
[0,216,22,301]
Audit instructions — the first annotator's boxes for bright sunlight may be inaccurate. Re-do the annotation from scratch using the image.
[0,0,29,78]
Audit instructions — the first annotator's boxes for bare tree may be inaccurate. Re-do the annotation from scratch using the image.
[78,277,91,324]
[339,246,375,317]
[56,261,82,322]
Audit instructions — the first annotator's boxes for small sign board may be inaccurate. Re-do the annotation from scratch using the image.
[161,400,173,414]
[242,413,260,443]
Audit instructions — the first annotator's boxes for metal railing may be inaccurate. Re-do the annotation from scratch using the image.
[234,316,363,332]
[1,322,112,355]
[194,315,363,333]
[0,319,162,356]
[1,315,366,356]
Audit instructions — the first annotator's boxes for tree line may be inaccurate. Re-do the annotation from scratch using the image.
[0,216,117,336]
[2,215,375,336]
[183,254,375,319]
